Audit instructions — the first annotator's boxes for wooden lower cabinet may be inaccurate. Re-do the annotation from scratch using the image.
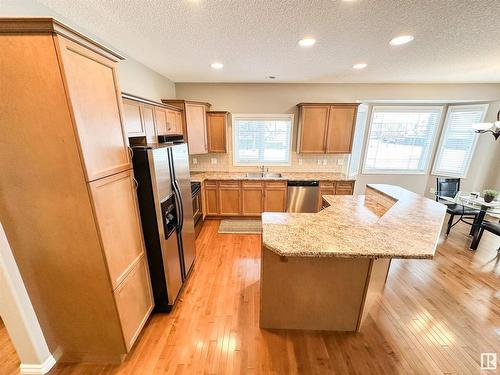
[205,181,219,215]
[242,181,264,215]
[114,255,153,351]
[219,181,241,215]
[264,181,287,212]
[317,180,355,210]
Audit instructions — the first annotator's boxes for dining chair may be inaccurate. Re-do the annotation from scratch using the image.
[435,178,479,235]
[473,220,500,252]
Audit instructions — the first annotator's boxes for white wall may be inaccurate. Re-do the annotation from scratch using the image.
[176,83,500,195]
[0,223,55,374]
[1,0,175,102]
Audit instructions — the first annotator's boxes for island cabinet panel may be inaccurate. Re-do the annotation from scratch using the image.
[325,106,358,153]
[141,104,157,143]
[122,99,145,136]
[219,181,241,216]
[297,103,359,155]
[89,170,145,290]
[298,105,329,153]
[155,107,168,135]
[114,255,153,351]
[204,181,219,215]
[56,36,130,182]
[242,181,264,215]
[264,181,287,212]
[206,111,228,153]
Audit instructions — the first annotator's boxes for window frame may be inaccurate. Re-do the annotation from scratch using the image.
[431,104,489,178]
[348,104,369,177]
[232,113,294,167]
[361,105,444,175]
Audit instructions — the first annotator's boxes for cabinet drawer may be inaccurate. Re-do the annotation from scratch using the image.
[219,180,240,188]
[336,181,354,188]
[204,180,217,188]
[114,255,153,351]
[265,181,287,188]
[89,170,145,289]
[319,181,336,188]
[242,180,264,188]
[335,188,354,195]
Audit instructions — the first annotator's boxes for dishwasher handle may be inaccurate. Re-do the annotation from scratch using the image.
[287,180,319,187]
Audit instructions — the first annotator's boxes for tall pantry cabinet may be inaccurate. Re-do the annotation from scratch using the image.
[0,18,153,363]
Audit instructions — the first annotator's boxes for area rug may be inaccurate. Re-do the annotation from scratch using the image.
[218,219,262,234]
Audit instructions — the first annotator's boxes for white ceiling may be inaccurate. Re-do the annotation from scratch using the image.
[37,0,500,83]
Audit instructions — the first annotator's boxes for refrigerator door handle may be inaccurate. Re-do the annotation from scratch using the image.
[173,180,184,232]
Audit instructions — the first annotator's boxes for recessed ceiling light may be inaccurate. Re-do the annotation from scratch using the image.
[210,62,223,69]
[298,38,316,47]
[389,35,414,46]
[353,63,367,69]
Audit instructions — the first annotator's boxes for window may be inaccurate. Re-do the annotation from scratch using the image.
[362,106,442,174]
[232,114,293,165]
[348,104,368,176]
[432,104,488,178]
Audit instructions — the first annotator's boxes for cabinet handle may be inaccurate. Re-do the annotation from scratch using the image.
[132,177,139,190]
[128,146,134,160]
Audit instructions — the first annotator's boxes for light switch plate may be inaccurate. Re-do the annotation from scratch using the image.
[192,157,198,165]
[322,159,327,165]
[298,158,303,165]
[337,159,344,166]
[317,159,322,165]
[211,158,218,165]
[429,187,436,194]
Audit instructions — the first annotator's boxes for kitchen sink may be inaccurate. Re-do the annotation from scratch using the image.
[245,172,283,178]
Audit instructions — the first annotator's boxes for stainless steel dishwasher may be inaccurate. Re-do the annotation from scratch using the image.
[286,180,319,213]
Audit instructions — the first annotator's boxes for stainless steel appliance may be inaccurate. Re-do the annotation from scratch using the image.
[286,180,319,213]
[132,143,196,312]
[191,182,203,239]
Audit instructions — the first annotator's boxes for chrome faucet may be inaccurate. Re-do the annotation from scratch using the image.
[260,165,265,173]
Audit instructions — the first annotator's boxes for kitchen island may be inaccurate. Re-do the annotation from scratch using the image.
[260,184,446,332]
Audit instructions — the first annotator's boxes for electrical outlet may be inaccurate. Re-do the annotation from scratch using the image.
[298,158,303,165]
[337,159,344,166]
[211,158,218,165]
[192,157,198,165]
[317,159,322,165]
[322,159,327,165]
[429,187,436,194]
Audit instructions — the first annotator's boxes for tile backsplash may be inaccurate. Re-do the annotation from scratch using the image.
[190,151,350,174]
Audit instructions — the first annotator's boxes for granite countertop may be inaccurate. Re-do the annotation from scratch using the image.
[262,184,447,260]
[190,171,353,182]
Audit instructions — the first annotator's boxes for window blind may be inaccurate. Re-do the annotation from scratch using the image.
[433,105,487,178]
[233,115,292,165]
[363,107,442,173]
[348,105,368,176]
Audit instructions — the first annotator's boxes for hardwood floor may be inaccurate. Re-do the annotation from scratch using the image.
[0,317,20,374]
[2,218,498,374]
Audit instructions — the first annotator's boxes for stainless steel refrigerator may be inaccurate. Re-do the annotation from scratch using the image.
[132,142,196,312]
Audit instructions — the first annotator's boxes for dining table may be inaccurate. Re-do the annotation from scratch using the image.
[437,194,500,250]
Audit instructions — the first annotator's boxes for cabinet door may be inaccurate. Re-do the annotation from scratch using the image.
[114,255,153,351]
[122,99,145,137]
[218,181,241,216]
[186,103,208,154]
[166,109,176,134]
[174,111,184,135]
[207,113,227,153]
[56,36,130,181]
[205,182,219,215]
[155,107,168,135]
[242,181,264,215]
[335,181,355,195]
[89,170,145,289]
[298,106,329,153]
[142,104,157,143]
[264,182,287,212]
[325,105,358,154]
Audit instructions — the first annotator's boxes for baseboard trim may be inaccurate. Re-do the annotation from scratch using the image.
[20,354,56,375]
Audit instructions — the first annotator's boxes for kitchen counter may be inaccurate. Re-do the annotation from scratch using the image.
[262,183,446,259]
[190,171,352,182]
[259,184,447,332]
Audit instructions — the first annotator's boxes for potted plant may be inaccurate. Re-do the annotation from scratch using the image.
[482,189,498,203]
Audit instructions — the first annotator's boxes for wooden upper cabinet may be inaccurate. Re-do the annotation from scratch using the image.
[297,103,359,155]
[174,111,183,135]
[141,104,157,143]
[325,106,358,153]
[155,107,168,135]
[89,170,146,290]
[122,99,145,137]
[298,105,329,153]
[162,100,211,155]
[206,111,228,153]
[56,36,130,181]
